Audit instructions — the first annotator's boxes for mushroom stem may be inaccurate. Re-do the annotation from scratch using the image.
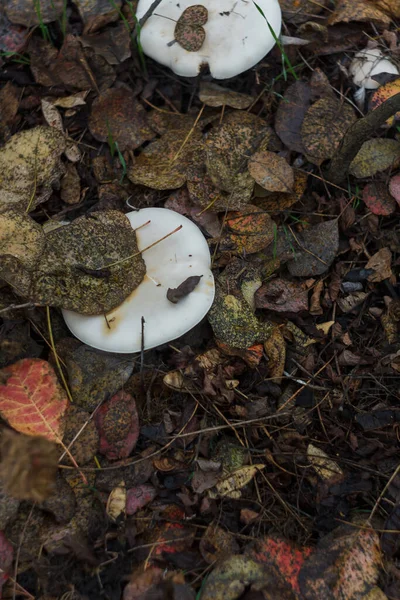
[100,224,183,270]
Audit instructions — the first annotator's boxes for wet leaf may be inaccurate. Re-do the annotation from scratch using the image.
[248,151,294,192]
[299,523,381,600]
[263,327,286,384]
[275,81,311,153]
[0,125,66,211]
[307,443,344,480]
[167,275,203,304]
[128,127,203,190]
[89,87,154,151]
[95,391,139,460]
[106,481,126,521]
[126,484,157,515]
[349,139,400,178]
[223,205,275,254]
[0,429,58,501]
[199,81,253,108]
[5,0,64,26]
[362,181,397,216]
[0,358,69,442]
[213,464,265,499]
[255,279,309,313]
[301,97,356,165]
[30,211,146,315]
[200,523,239,564]
[0,209,45,269]
[174,5,208,52]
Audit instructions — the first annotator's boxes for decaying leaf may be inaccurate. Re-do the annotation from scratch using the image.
[370,78,400,126]
[263,327,286,384]
[126,484,157,515]
[106,480,126,521]
[307,443,343,480]
[200,555,272,600]
[199,81,253,109]
[222,205,275,254]
[5,0,64,26]
[95,391,139,460]
[366,247,393,282]
[328,0,391,26]
[62,405,99,465]
[0,531,13,598]
[167,275,203,304]
[255,279,309,313]
[212,464,265,499]
[0,209,45,270]
[89,87,154,151]
[0,126,66,211]
[248,151,294,192]
[0,358,69,442]
[275,80,311,153]
[362,181,397,216]
[389,173,400,206]
[301,97,356,165]
[174,5,208,52]
[200,523,239,564]
[254,170,308,213]
[349,139,400,178]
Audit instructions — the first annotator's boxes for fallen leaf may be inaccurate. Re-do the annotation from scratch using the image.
[126,484,157,515]
[328,0,391,26]
[0,11,28,56]
[89,87,154,151]
[370,78,400,126]
[5,0,64,26]
[255,170,308,213]
[174,5,208,52]
[0,531,13,597]
[199,81,253,109]
[298,523,381,600]
[0,209,45,269]
[366,247,393,282]
[389,173,400,206]
[95,391,139,460]
[301,97,356,165]
[349,139,400,178]
[263,327,286,384]
[255,279,309,313]
[213,464,265,499]
[41,99,64,131]
[61,163,81,205]
[307,443,344,480]
[0,429,59,501]
[106,481,126,521]
[73,0,121,27]
[275,81,311,153]
[80,22,131,64]
[362,181,397,216]
[62,405,99,465]
[248,151,294,192]
[223,205,275,254]
[167,275,203,304]
[0,358,69,442]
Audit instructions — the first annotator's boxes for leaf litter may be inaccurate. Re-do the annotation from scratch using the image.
[0,0,399,598]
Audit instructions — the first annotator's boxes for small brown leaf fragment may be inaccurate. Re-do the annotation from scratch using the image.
[248,151,294,192]
[61,163,81,205]
[199,81,253,109]
[366,247,392,282]
[275,81,311,153]
[167,275,203,304]
[264,327,286,384]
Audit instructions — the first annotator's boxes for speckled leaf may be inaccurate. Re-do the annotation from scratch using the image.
[199,81,253,108]
[298,523,381,600]
[0,12,28,55]
[254,170,307,213]
[187,161,239,211]
[349,139,400,178]
[301,97,356,165]
[0,359,69,442]
[263,327,286,383]
[248,151,294,192]
[126,484,157,515]
[328,0,391,26]
[255,279,308,312]
[200,524,239,564]
[128,127,203,190]
[62,405,99,465]
[63,343,134,411]
[223,205,275,254]
[5,0,64,26]
[0,126,66,211]
[370,78,400,126]
[362,181,397,215]
[0,209,45,269]
[72,0,122,25]
[214,465,265,499]
[201,555,269,600]
[307,443,343,480]
[389,173,400,206]
[89,87,154,151]
[275,81,311,153]
[174,5,208,52]
[96,391,139,460]
[29,211,146,315]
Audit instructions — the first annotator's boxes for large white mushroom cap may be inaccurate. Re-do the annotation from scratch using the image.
[62,208,215,353]
[350,48,399,90]
[136,0,282,79]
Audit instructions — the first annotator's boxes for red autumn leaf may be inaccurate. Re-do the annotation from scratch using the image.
[249,535,313,595]
[389,173,400,206]
[150,506,195,560]
[126,484,157,515]
[0,359,69,442]
[362,181,396,216]
[95,390,139,460]
[0,530,14,595]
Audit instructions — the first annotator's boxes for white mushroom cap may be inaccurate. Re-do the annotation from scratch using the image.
[136,0,282,79]
[349,48,399,90]
[62,208,215,353]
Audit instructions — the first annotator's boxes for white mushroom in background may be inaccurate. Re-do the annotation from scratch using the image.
[62,208,215,353]
[349,48,399,90]
[135,0,282,79]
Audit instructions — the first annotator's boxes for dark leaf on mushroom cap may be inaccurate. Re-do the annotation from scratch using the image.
[167,275,203,304]
[29,211,146,315]
[174,5,208,52]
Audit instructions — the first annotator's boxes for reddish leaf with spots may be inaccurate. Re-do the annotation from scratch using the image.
[0,359,69,442]
[248,535,313,595]
[95,390,139,460]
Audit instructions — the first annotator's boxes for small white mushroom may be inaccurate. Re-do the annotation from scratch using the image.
[135,0,282,79]
[349,48,399,90]
[62,208,215,353]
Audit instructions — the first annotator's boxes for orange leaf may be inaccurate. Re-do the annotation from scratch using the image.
[0,359,69,442]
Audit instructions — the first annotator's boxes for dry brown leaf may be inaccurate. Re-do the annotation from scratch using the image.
[328,0,391,26]
[106,481,126,521]
[366,247,393,282]
[350,139,400,178]
[263,327,286,384]
[199,81,253,108]
[248,151,294,192]
[200,523,239,564]
[212,465,265,499]
[307,443,343,480]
